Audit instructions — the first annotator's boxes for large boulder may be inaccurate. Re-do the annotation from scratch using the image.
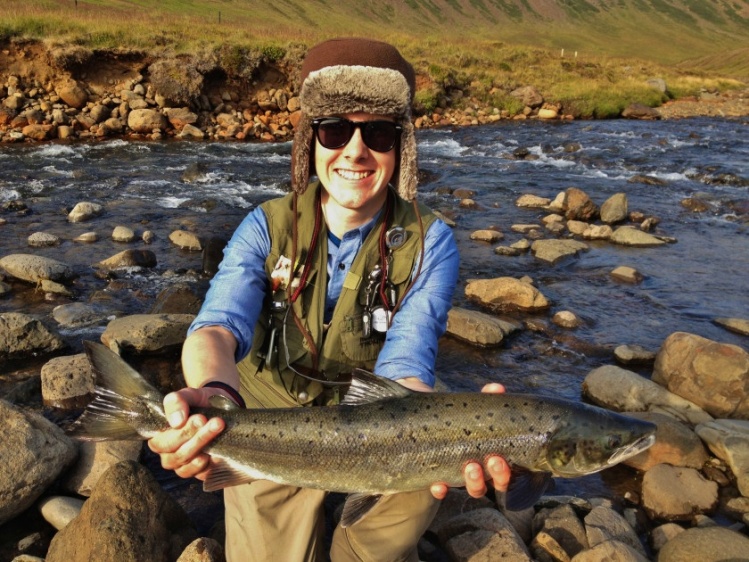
[0,254,75,283]
[657,526,749,562]
[641,464,718,521]
[445,306,520,347]
[465,277,550,312]
[46,461,196,562]
[653,332,749,419]
[101,313,195,353]
[127,108,168,134]
[695,419,749,497]
[0,312,66,361]
[0,400,77,526]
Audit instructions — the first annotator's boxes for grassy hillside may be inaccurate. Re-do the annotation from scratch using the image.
[1,1,748,119]
[3,0,748,75]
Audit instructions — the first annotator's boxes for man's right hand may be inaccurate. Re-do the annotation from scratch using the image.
[147,388,225,481]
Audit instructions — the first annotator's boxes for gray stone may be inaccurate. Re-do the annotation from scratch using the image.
[610,226,666,246]
[531,239,589,264]
[641,464,718,521]
[0,312,66,360]
[63,440,143,496]
[600,193,628,224]
[169,229,202,251]
[695,418,749,497]
[94,249,157,270]
[583,505,645,555]
[38,496,85,531]
[657,526,749,562]
[714,316,749,336]
[101,313,195,353]
[625,412,708,471]
[0,399,77,526]
[27,232,61,247]
[0,254,75,283]
[465,276,550,312]
[41,353,95,409]
[112,225,136,242]
[446,306,520,346]
[570,540,648,562]
[68,201,103,222]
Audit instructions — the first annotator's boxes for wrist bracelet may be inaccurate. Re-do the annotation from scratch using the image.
[201,381,247,409]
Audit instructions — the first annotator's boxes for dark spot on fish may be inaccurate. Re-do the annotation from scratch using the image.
[305,416,311,423]
[422,425,428,431]
[359,433,365,440]
[503,403,510,408]
[529,426,535,432]
[272,420,277,425]
[426,404,431,409]
[445,421,452,427]
[487,412,494,417]
[523,402,529,406]
[521,415,528,422]
[489,425,495,432]
[433,414,439,419]
[261,433,267,439]
[373,422,380,428]
[464,429,472,436]
[397,430,404,439]
[378,405,385,411]
[445,403,454,408]
[463,402,468,408]
[475,414,481,420]
[510,417,516,423]
[279,431,284,437]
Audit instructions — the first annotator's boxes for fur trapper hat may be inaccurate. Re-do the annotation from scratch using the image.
[291,38,418,201]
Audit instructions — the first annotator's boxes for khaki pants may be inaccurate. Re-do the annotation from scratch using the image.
[224,481,439,562]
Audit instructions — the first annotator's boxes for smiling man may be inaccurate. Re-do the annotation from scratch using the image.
[148,38,510,562]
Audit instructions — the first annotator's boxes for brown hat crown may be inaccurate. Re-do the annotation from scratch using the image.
[291,38,419,201]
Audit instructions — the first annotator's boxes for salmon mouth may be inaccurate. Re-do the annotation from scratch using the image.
[606,432,656,466]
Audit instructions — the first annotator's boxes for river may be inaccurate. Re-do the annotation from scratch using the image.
[1,116,748,500]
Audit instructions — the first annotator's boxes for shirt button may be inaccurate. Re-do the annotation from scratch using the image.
[338,263,346,270]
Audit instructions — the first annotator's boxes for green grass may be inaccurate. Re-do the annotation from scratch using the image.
[1,0,747,118]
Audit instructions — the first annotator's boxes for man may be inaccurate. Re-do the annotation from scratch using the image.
[149,37,509,561]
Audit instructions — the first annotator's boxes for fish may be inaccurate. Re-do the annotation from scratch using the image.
[69,341,657,527]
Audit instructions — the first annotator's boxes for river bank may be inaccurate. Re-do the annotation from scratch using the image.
[2,39,749,146]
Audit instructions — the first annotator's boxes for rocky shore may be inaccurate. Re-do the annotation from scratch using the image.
[2,40,749,146]
[1,182,749,561]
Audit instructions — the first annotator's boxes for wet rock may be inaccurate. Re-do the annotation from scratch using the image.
[611,266,643,284]
[150,283,204,315]
[68,201,103,222]
[600,193,628,224]
[469,229,504,242]
[38,496,85,531]
[74,231,98,243]
[94,249,157,270]
[582,224,613,240]
[552,310,582,329]
[27,232,60,247]
[41,353,95,409]
[0,254,75,283]
[39,279,73,297]
[46,461,197,562]
[465,276,550,312]
[657,526,749,562]
[713,316,749,336]
[583,505,645,556]
[610,226,666,246]
[100,313,195,353]
[625,412,708,471]
[176,537,224,562]
[614,344,657,366]
[564,188,598,221]
[516,194,551,208]
[169,229,203,251]
[0,399,77,526]
[652,332,749,419]
[446,306,520,346]
[695,419,749,497]
[650,522,685,552]
[495,245,523,256]
[63,440,143,497]
[582,365,713,426]
[531,239,588,264]
[571,540,648,562]
[112,225,136,242]
[52,302,111,328]
[0,312,66,360]
[440,507,532,561]
[532,503,589,558]
[641,464,718,520]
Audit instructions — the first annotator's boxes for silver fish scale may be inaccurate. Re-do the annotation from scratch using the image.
[204,392,569,494]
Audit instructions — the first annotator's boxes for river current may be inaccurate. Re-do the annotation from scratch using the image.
[1,117,748,499]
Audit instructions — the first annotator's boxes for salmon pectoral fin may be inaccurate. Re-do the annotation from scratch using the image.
[340,493,384,528]
[202,456,259,492]
[503,467,553,511]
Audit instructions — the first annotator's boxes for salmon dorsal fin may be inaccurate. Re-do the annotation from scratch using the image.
[341,369,412,406]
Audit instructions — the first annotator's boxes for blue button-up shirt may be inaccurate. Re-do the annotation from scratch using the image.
[188,204,459,387]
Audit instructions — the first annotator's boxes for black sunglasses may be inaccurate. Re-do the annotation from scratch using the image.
[311,117,402,153]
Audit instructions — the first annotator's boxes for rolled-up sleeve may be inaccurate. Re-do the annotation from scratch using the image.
[374,219,459,387]
[187,208,271,361]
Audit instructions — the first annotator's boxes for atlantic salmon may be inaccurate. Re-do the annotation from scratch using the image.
[70,341,656,526]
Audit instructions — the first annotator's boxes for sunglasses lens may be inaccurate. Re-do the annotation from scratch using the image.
[314,119,400,153]
[362,122,399,152]
[316,119,353,149]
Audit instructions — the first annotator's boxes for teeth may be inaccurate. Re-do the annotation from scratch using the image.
[337,169,371,180]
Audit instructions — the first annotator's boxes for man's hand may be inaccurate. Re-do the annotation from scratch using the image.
[147,388,225,481]
[430,382,511,499]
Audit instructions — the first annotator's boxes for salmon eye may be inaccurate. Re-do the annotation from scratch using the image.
[607,435,622,449]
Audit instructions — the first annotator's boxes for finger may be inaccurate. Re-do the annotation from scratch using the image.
[430,483,448,500]
[174,453,212,480]
[481,383,506,394]
[486,456,511,493]
[169,416,224,469]
[464,462,488,498]
[163,391,189,428]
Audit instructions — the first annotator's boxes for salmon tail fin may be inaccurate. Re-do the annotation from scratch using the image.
[66,341,166,441]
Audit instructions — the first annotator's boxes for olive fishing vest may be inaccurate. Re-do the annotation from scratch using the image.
[236,182,438,408]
